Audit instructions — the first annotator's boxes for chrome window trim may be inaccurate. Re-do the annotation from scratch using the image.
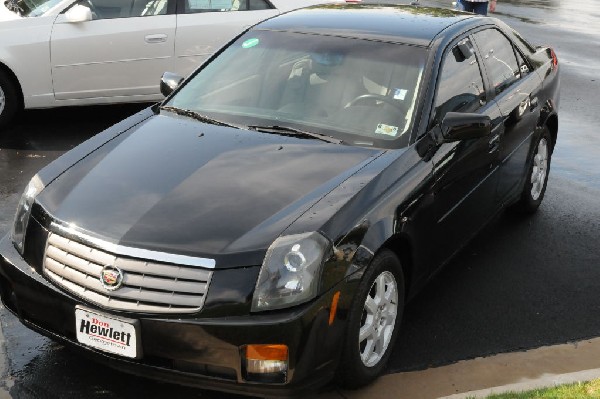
[50,221,216,269]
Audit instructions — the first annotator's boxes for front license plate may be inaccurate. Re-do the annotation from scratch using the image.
[75,306,139,358]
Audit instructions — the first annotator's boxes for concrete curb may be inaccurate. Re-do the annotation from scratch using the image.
[0,308,12,399]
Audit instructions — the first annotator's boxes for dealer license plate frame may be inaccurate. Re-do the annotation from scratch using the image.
[75,305,142,359]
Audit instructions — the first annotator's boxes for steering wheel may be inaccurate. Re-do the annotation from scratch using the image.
[345,93,408,113]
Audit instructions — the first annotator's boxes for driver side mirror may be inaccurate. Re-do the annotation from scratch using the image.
[440,112,491,142]
[418,112,492,159]
[160,72,185,97]
[65,4,93,23]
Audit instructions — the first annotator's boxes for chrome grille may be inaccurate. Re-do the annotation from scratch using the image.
[44,232,213,314]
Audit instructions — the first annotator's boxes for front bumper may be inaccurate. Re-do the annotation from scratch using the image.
[0,234,356,398]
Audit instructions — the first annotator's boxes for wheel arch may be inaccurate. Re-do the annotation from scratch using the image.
[545,113,558,153]
[376,234,414,302]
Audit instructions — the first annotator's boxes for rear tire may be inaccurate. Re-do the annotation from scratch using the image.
[0,69,20,129]
[511,127,552,214]
[337,249,405,389]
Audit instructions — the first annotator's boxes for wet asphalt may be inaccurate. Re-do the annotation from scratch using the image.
[0,0,599,397]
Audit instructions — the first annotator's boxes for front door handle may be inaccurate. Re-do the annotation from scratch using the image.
[489,134,501,152]
[530,96,539,111]
[145,34,167,44]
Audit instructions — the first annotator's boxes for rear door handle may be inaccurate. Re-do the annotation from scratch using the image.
[145,34,168,44]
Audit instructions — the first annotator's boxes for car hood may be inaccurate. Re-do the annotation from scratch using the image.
[36,113,383,268]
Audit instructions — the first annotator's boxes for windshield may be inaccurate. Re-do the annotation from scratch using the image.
[167,30,427,148]
[15,0,63,16]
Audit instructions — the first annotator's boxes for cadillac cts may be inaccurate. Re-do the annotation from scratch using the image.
[0,4,559,397]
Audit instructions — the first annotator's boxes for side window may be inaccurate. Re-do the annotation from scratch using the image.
[184,0,272,13]
[135,0,169,16]
[474,29,521,96]
[432,38,486,125]
[248,0,271,10]
[77,0,168,19]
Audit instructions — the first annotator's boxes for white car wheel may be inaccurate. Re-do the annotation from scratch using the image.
[0,70,19,129]
[0,84,5,115]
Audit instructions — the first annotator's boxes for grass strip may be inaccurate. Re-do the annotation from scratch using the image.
[476,378,600,398]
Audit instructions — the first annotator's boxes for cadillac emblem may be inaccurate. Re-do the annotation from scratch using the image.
[99,265,124,291]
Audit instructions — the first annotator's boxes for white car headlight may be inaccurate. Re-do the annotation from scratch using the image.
[252,232,330,312]
[12,175,44,255]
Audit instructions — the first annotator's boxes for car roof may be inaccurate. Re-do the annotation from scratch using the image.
[256,4,484,47]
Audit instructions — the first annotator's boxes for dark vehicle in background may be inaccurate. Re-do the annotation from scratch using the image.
[0,4,559,397]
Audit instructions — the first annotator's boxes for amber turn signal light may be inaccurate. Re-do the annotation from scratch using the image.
[246,344,288,361]
[243,344,289,383]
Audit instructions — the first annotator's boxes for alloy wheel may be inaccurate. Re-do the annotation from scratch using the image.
[359,270,398,367]
[530,137,549,201]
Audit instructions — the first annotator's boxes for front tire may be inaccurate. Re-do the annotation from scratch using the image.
[337,249,405,389]
[512,127,553,214]
[0,69,19,129]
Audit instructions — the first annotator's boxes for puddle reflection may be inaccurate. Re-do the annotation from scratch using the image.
[552,115,600,189]
[423,0,600,35]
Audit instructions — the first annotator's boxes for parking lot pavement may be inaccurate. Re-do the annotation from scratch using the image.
[320,337,600,399]
[1,1,600,398]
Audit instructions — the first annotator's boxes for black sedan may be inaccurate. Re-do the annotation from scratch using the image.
[0,4,559,397]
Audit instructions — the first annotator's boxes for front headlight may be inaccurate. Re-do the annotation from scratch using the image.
[12,175,44,255]
[251,232,330,312]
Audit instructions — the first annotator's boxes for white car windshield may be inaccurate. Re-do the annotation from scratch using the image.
[167,30,427,148]
[17,0,62,16]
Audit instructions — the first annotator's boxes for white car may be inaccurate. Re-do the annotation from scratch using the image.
[0,0,345,127]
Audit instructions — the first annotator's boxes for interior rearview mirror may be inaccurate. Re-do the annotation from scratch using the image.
[455,39,474,61]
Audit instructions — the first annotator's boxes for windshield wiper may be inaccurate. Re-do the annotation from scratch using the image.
[248,125,343,144]
[160,106,242,130]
